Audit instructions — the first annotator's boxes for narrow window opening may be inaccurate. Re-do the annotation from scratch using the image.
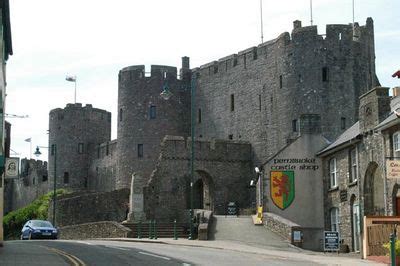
[214,66,218,74]
[198,108,202,123]
[63,172,69,184]
[78,143,84,154]
[230,94,235,112]
[322,67,329,82]
[42,175,48,182]
[106,143,109,155]
[258,95,262,111]
[341,117,346,130]
[279,75,283,88]
[149,105,156,119]
[51,144,55,156]
[163,71,167,79]
[339,33,342,40]
[119,108,123,122]
[243,55,247,69]
[32,177,36,185]
[138,144,143,158]
[292,119,298,132]
[228,134,233,140]
[233,57,238,67]
[298,74,303,83]
[84,177,88,188]
[253,49,258,60]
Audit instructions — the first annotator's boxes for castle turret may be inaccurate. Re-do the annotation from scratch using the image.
[48,103,111,191]
[116,64,190,190]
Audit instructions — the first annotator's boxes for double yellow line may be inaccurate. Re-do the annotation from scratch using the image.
[41,246,86,266]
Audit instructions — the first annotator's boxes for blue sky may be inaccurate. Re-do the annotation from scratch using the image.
[5,0,400,160]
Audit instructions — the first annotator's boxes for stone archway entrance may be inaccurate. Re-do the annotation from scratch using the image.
[193,170,214,210]
[364,162,385,216]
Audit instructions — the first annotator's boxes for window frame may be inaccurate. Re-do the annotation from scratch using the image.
[349,148,357,183]
[330,207,340,232]
[329,158,338,188]
[149,105,156,119]
[393,132,400,155]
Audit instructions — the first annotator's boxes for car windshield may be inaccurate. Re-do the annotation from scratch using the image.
[31,220,53,228]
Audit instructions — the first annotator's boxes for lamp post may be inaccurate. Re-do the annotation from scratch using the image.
[34,145,57,226]
[160,72,196,240]
[66,75,77,104]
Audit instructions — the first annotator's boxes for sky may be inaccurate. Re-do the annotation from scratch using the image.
[5,0,400,161]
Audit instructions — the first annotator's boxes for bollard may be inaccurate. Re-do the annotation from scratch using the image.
[173,219,178,240]
[149,220,153,239]
[138,220,142,239]
[154,220,157,240]
[391,233,396,266]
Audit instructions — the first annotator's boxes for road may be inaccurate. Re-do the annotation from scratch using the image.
[0,239,382,266]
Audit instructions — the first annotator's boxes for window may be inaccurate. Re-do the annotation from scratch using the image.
[214,65,218,74]
[349,148,357,183]
[330,207,340,232]
[292,119,298,132]
[233,57,238,67]
[51,144,55,156]
[84,177,88,188]
[228,134,233,140]
[78,143,84,154]
[119,108,123,122]
[322,67,329,82]
[393,132,400,157]
[138,144,143,158]
[253,49,258,60]
[198,108,202,123]
[42,175,48,182]
[329,158,338,188]
[279,75,283,88]
[230,94,235,112]
[341,117,346,130]
[106,143,109,156]
[32,177,36,185]
[63,172,69,184]
[259,95,262,111]
[149,105,156,119]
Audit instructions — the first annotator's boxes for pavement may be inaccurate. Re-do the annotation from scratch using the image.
[94,215,384,265]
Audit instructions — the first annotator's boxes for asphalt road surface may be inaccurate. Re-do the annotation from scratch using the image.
[0,239,380,266]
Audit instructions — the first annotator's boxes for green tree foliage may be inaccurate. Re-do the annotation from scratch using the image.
[3,189,68,239]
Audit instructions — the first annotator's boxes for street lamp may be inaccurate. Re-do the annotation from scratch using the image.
[66,75,77,104]
[35,145,57,226]
[160,72,197,240]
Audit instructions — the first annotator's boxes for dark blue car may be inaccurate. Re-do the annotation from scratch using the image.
[20,220,58,240]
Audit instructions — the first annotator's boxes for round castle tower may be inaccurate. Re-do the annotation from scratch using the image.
[116,59,190,190]
[48,103,111,191]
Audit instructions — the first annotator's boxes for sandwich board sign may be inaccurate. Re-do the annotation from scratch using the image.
[324,231,340,252]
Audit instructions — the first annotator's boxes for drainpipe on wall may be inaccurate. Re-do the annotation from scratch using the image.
[381,133,388,216]
[356,142,364,258]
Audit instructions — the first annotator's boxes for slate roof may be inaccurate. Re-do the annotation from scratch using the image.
[317,121,360,155]
[375,112,400,131]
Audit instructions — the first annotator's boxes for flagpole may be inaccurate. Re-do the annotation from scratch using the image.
[310,0,313,26]
[260,0,264,43]
[74,77,77,104]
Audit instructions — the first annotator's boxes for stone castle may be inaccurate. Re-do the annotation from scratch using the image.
[5,18,379,225]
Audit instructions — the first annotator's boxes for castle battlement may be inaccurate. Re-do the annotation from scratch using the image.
[160,135,251,162]
[196,18,374,79]
[119,64,179,83]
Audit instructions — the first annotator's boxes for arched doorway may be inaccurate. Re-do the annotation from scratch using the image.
[192,170,214,210]
[392,184,400,216]
[364,162,385,215]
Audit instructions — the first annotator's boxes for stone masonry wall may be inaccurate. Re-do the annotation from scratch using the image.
[59,221,130,240]
[51,188,129,227]
[196,19,377,167]
[4,159,49,213]
[49,103,111,192]
[88,140,117,192]
[145,136,253,222]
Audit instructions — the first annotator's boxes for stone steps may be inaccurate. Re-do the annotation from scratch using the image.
[122,222,190,238]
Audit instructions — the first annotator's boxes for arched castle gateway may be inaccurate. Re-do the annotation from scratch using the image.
[7,18,380,226]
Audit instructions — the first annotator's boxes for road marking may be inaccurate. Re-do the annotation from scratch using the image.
[105,245,130,251]
[41,246,86,266]
[138,251,171,261]
[76,241,93,245]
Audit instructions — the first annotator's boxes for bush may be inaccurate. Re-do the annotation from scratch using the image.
[3,189,69,240]
[383,239,400,256]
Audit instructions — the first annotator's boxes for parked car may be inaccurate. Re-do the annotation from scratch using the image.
[20,220,58,240]
[226,202,238,216]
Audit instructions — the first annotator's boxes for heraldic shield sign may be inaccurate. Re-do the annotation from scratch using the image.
[270,171,295,210]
